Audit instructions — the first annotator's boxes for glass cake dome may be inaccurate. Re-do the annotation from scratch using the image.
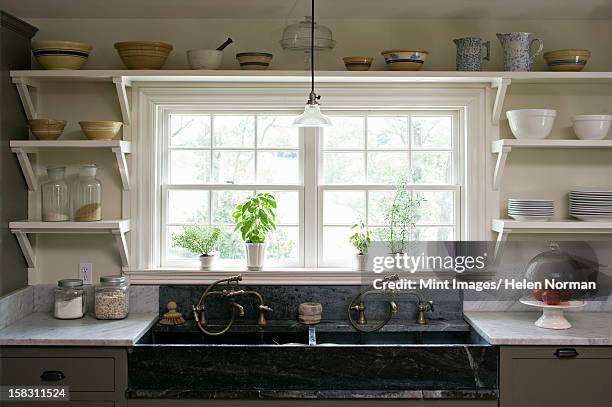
[280,16,336,52]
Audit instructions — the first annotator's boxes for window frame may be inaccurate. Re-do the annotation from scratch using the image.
[129,84,488,283]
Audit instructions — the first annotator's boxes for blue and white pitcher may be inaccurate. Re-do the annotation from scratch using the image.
[496,32,543,71]
[453,37,490,71]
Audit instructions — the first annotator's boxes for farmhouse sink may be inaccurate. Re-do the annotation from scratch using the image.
[127,322,497,398]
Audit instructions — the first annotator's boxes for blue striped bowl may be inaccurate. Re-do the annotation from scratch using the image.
[543,49,590,72]
[32,41,92,70]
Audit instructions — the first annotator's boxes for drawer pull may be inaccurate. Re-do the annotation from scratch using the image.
[554,348,579,358]
[40,370,66,381]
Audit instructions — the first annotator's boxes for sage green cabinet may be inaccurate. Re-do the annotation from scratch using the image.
[0,347,127,407]
[500,346,612,407]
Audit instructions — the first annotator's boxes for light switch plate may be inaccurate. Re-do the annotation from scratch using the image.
[79,263,93,285]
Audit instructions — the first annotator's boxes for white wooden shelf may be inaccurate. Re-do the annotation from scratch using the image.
[492,219,612,258]
[10,140,132,191]
[492,139,612,190]
[11,70,612,128]
[10,220,131,270]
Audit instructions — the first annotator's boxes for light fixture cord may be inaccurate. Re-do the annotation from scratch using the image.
[310,0,315,95]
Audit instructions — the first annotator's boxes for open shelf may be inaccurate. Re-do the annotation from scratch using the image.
[9,220,131,270]
[11,70,612,128]
[491,218,612,258]
[10,140,132,191]
[492,139,612,190]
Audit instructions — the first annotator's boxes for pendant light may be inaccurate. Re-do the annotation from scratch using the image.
[293,0,332,128]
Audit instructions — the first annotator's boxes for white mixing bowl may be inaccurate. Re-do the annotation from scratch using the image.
[572,115,612,140]
[506,109,557,140]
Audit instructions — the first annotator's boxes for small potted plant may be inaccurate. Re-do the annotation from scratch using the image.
[232,192,277,270]
[350,220,372,271]
[172,226,221,270]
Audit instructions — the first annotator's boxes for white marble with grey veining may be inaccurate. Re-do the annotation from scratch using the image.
[0,312,158,346]
[464,311,612,345]
[0,286,34,330]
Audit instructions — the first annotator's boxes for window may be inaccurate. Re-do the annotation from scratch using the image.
[162,112,303,268]
[160,108,460,268]
[133,85,485,274]
[319,112,460,266]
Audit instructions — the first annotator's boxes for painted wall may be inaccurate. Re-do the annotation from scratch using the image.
[17,18,612,284]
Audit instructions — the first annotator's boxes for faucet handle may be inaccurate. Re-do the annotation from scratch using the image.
[257,304,272,326]
[427,300,434,312]
[259,304,273,313]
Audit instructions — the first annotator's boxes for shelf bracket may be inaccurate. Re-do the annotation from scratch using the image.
[12,77,39,120]
[11,147,38,191]
[492,145,512,191]
[112,145,131,190]
[491,78,511,125]
[112,76,132,125]
[12,229,35,269]
[493,227,511,263]
[112,229,131,270]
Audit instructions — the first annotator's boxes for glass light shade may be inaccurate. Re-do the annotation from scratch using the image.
[280,16,336,52]
[293,104,332,127]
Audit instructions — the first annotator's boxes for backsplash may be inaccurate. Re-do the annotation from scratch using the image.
[159,285,464,322]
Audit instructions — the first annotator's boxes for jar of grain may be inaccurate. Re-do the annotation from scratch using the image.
[95,275,129,320]
[42,166,69,222]
[73,164,102,221]
[54,279,85,319]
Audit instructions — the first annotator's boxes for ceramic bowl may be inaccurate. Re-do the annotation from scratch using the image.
[114,41,173,70]
[236,52,273,70]
[28,119,67,140]
[187,49,223,70]
[506,109,557,140]
[31,41,92,70]
[381,49,428,71]
[572,115,612,140]
[79,121,123,140]
[342,56,373,71]
[543,49,591,72]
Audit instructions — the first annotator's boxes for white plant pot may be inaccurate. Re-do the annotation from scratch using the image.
[245,243,266,271]
[354,253,367,271]
[199,254,215,271]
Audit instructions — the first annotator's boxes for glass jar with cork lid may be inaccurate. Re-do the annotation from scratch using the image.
[94,275,129,320]
[73,164,102,221]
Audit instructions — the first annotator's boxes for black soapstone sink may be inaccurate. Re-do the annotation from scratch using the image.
[128,322,497,398]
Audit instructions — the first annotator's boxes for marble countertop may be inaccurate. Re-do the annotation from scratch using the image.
[464,312,612,345]
[0,312,158,346]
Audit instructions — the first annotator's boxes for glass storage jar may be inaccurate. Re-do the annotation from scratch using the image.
[73,164,102,221]
[95,275,129,320]
[54,279,85,319]
[42,166,69,221]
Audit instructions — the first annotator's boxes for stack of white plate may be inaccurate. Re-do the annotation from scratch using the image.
[569,190,612,222]
[508,199,554,221]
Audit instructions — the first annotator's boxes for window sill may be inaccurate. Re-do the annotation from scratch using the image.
[125,268,366,285]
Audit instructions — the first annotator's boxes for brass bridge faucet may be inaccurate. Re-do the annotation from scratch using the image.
[348,274,434,332]
[192,274,273,336]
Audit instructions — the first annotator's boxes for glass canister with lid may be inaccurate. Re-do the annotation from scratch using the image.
[42,166,70,221]
[73,164,102,221]
[95,275,129,320]
[54,279,86,319]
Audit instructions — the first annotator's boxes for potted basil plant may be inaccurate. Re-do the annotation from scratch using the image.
[232,193,277,271]
[172,226,221,270]
[350,220,372,271]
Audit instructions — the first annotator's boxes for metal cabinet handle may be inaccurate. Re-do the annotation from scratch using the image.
[554,348,579,358]
[40,370,66,381]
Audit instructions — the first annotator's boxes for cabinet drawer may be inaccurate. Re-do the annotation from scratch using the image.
[1,357,115,392]
[500,346,612,407]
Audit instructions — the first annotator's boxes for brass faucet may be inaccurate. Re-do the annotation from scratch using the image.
[348,274,433,332]
[192,274,273,335]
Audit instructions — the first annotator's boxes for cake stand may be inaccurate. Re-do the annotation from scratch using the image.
[519,297,586,330]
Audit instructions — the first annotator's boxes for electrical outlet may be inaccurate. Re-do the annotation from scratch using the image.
[79,263,93,285]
